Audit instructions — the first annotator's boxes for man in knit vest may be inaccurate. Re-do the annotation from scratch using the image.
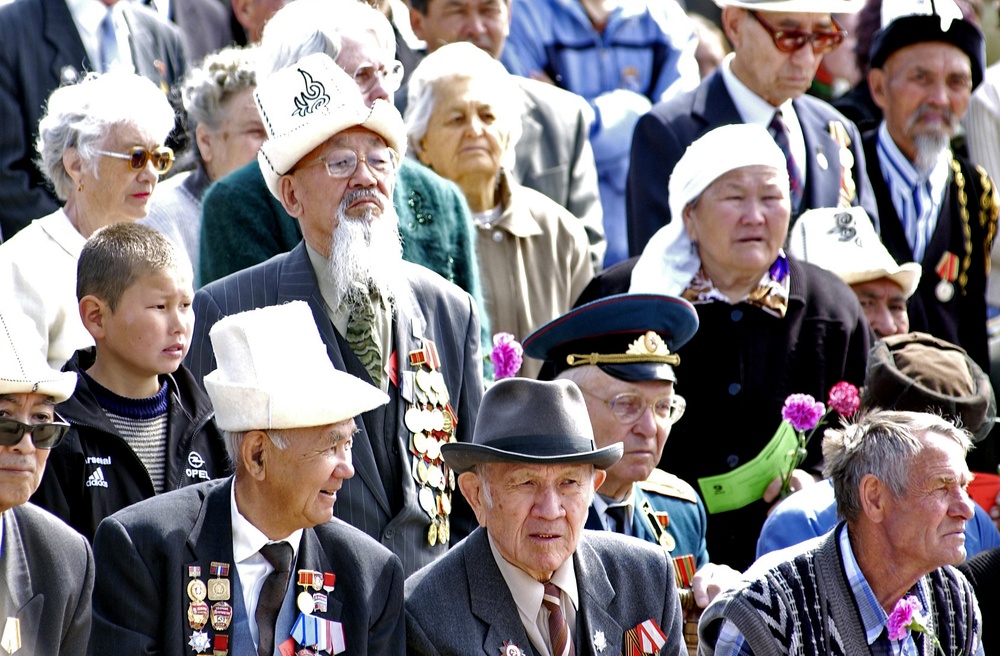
[700,410,984,655]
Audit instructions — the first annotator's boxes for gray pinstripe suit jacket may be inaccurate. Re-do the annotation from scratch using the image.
[186,243,484,576]
[404,528,687,656]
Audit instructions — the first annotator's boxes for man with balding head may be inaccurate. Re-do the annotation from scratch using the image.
[627,0,879,256]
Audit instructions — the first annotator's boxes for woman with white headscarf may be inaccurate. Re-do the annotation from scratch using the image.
[575,124,872,570]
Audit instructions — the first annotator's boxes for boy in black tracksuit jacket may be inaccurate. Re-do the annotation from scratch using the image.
[30,224,232,542]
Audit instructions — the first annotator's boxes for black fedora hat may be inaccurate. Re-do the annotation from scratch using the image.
[523,293,699,382]
[441,378,623,474]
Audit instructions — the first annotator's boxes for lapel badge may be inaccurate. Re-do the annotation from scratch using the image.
[594,630,607,652]
[209,601,232,631]
[323,572,336,592]
[816,151,828,171]
[212,633,228,656]
[188,630,211,654]
[0,618,19,655]
[499,641,524,656]
[207,562,230,601]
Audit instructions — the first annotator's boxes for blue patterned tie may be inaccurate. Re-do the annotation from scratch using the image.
[98,9,119,72]
[769,111,804,212]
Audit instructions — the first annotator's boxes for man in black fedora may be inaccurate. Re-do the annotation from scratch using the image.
[404,378,688,656]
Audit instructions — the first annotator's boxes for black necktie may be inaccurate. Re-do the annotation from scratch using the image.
[256,542,294,656]
[769,111,804,212]
[605,505,628,534]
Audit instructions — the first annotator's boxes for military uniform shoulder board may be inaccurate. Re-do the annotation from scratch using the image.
[638,469,698,503]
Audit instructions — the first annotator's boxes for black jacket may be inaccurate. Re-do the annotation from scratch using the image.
[31,348,231,542]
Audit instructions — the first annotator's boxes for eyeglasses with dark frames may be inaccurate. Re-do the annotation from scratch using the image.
[95,145,175,174]
[0,415,70,449]
[749,11,846,55]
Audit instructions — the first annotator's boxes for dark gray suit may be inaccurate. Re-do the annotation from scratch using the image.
[89,478,404,655]
[0,503,94,656]
[186,243,484,576]
[169,0,231,64]
[0,0,187,238]
[625,69,879,256]
[405,528,686,656]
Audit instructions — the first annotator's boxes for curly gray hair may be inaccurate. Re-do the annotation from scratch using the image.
[404,41,522,173]
[35,70,175,200]
[182,46,258,130]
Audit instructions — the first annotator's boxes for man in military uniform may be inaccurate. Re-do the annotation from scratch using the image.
[524,293,740,613]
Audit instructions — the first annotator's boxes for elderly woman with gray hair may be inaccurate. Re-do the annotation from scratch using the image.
[405,42,594,378]
[0,70,175,368]
[574,123,872,570]
[143,46,264,280]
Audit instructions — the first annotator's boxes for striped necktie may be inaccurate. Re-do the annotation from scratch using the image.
[543,582,575,656]
[769,111,804,212]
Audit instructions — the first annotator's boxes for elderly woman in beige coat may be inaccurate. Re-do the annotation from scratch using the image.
[405,42,594,377]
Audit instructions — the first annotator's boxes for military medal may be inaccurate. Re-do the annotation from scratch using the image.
[188,601,209,631]
[207,562,230,601]
[500,641,524,656]
[209,601,232,631]
[188,630,211,654]
[593,631,607,653]
[323,572,336,592]
[935,252,959,302]
[212,634,228,656]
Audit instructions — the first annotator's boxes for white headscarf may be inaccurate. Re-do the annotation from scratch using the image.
[630,124,788,294]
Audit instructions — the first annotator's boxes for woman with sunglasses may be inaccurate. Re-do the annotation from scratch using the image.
[0,70,175,369]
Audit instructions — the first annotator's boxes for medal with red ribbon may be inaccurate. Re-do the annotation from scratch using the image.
[935,252,959,302]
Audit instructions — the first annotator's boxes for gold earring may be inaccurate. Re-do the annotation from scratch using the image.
[77,181,83,192]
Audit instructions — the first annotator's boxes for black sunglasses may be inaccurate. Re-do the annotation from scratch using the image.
[0,415,70,449]
[749,11,846,55]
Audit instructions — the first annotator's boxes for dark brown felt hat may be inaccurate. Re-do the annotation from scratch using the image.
[441,378,623,474]
[863,332,995,441]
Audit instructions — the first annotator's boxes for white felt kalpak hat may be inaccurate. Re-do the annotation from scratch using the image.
[0,311,77,403]
[787,206,922,298]
[712,0,863,12]
[204,301,388,432]
[254,52,407,199]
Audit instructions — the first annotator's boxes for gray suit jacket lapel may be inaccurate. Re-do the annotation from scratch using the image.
[296,529,343,623]
[465,531,538,656]
[274,243,391,516]
[795,97,841,211]
[0,510,42,652]
[574,537,624,656]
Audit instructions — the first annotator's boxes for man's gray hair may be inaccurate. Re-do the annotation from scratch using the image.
[222,429,289,473]
[182,46,258,130]
[257,0,395,78]
[404,42,522,171]
[823,410,972,523]
[35,70,175,200]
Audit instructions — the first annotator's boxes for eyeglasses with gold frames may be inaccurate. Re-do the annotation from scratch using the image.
[95,145,175,174]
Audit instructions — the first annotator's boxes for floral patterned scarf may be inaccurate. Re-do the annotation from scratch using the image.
[680,253,790,318]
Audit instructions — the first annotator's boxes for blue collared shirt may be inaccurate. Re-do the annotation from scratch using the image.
[875,122,951,263]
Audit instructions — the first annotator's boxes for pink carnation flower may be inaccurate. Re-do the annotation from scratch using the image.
[828,381,860,417]
[887,596,922,641]
[490,333,523,380]
[781,394,825,432]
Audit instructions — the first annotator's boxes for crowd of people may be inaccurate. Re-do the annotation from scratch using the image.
[0,0,999,653]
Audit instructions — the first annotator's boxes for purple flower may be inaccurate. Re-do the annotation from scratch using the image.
[887,596,922,641]
[828,381,860,418]
[781,394,825,432]
[490,333,523,380]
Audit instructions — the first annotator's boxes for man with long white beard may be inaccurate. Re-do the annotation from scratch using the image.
[863,0,998,375]
[186,53,485,577]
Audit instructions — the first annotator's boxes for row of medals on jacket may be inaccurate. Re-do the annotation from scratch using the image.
[405,344,457,547]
